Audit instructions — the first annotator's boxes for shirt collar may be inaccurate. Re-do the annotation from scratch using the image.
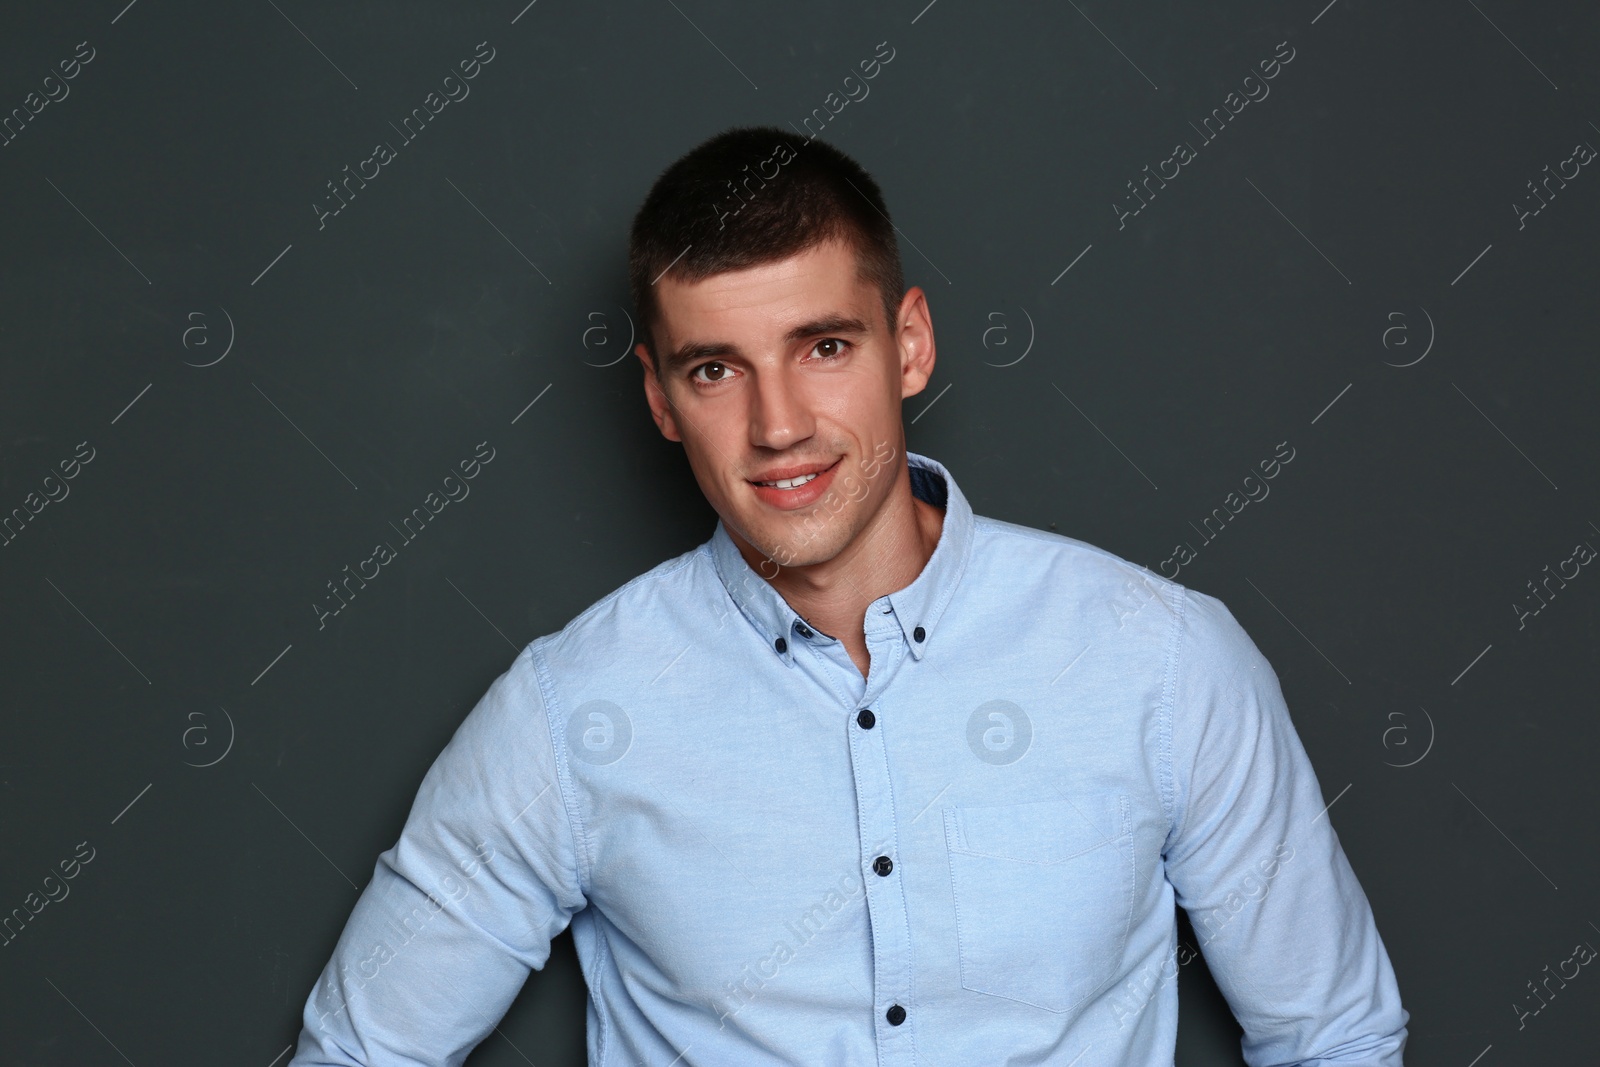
[707,450,976,665]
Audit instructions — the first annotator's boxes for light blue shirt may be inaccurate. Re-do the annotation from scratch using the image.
[290,450,1408,1066]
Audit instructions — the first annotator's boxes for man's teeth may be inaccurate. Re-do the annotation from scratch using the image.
[759,472,820,489]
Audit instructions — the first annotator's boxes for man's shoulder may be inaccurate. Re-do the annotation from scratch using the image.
[969,514,1265,688]
[523,538,718,667]
[969,514,1255,646]
[970,512,1188,605]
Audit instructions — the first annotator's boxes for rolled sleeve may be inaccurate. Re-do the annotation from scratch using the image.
[1163,588,1409,1066]
[289,642,588,1066]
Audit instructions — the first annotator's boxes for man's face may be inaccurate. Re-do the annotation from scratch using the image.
[636,237,934,572]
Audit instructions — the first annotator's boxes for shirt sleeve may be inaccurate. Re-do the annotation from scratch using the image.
[1163,587,1409,1066]
[288,642,588,1067]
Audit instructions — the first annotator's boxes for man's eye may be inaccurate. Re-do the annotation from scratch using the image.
[690,342,847,384]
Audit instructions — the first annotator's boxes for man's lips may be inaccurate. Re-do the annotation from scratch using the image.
[746,459,839,486]
[746,458,842,510]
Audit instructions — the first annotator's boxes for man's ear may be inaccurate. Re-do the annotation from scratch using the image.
[895,286,936,399]
[637,342,683,442]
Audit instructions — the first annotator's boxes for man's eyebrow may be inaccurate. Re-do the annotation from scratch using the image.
[660,313,872,377]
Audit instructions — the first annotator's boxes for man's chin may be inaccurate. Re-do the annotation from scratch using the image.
[736,517,844,574]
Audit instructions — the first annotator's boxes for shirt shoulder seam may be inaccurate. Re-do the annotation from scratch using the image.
[530,544,710,893]
[527,638,597,899]
[1161,585,1191,845]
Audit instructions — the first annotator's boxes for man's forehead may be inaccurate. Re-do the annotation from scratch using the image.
[662,240,859,306]
[655,242,876,346]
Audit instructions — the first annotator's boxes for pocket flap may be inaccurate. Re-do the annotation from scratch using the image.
[946,793,1126,865]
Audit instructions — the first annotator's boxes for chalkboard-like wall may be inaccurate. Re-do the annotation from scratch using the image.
[2,1,1597,1063]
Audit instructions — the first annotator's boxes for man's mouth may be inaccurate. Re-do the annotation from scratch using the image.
[745,460,842,507]
[755,472,821,490]
[747,459,838,488]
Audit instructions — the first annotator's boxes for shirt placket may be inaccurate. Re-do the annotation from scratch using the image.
[847,598,919,1065]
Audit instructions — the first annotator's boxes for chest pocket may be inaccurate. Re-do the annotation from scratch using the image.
[943,792,1134,1014]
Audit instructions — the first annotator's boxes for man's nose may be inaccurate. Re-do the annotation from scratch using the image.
[747,364,814,451]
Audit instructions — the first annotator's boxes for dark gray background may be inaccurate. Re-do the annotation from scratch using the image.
[2,0,1597,1063]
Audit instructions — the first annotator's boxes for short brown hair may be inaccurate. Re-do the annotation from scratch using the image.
[628,126,905,378]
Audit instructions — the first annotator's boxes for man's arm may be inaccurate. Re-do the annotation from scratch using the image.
[288,643,588,1066]
[1163,587,1409,1066]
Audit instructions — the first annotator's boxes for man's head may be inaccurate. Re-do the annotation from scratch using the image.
[629,127,906,368]
[628,126,936,575]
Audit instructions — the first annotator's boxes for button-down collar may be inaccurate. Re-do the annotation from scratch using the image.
[708,450,976,665]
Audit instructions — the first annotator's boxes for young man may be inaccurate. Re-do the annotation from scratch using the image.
[289,127,1408,1065]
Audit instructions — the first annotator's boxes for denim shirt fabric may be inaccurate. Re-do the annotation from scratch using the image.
[289,450,1409,1066]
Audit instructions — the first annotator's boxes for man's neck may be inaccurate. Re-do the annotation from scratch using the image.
[735,475,945,667]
